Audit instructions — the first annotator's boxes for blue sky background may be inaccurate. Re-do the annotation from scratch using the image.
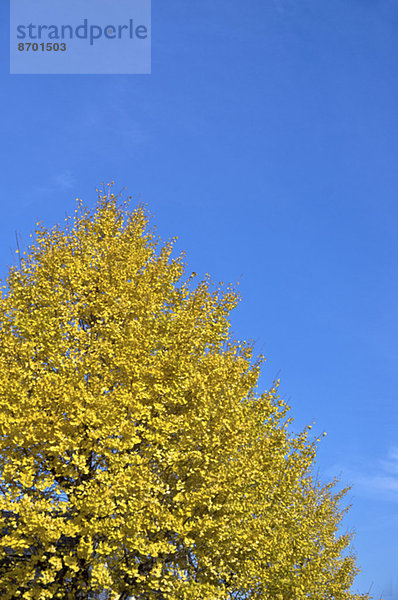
[1,1,397,597]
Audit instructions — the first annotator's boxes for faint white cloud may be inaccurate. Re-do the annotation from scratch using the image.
[380,446,398,475]
[34,170,76,195]
[357,473,398,496]
[79,82,150,146]
[272,0,287,13]
[336,446,398,502]
[19,170,77,211]
[271,0,303,15]
[53,170,75,190]
[357,446,398,499]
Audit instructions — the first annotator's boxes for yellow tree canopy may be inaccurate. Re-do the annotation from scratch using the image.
[0,191,370,600]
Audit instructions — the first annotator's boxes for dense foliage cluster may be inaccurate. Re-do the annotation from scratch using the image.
[0,192,368,599]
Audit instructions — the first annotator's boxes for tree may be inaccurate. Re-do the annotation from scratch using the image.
[0,189,369,600]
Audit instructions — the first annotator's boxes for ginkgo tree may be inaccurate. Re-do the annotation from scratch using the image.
[0,188,370,600]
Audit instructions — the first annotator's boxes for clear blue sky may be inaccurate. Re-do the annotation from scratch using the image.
[1,1,397,597]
